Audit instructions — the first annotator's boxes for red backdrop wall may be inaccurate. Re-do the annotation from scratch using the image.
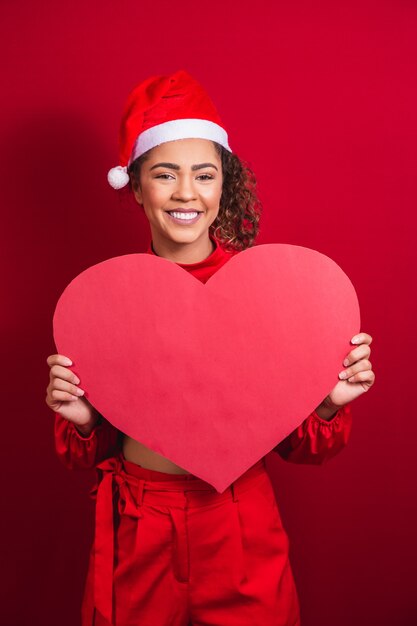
[2,1,416,625]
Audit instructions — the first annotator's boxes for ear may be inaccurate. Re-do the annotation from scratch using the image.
[132,183,143,205]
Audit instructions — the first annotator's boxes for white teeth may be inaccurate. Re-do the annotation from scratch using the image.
[169,211,198,220]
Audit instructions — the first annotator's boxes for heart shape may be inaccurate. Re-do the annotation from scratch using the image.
[53,244,360,492]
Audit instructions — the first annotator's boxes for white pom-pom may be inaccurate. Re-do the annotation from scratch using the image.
[107,165,130,189]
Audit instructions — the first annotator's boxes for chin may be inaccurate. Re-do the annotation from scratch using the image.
[170,232,203,244]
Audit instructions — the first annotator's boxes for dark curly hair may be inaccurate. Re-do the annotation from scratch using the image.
[127,142,263,252]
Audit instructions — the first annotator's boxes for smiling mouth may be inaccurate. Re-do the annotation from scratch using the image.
[166,210,202,221]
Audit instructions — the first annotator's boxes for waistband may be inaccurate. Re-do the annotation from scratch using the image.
[119,453,267,499]
[89,452,267,624]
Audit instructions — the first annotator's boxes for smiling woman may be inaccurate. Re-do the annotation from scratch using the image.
[47,68,374,626]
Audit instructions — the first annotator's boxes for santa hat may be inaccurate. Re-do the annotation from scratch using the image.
[107,69,232,189]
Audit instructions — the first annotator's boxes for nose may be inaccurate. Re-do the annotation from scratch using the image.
[171,175,197,202]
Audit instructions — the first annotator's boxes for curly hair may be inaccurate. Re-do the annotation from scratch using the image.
[127,142,263,252]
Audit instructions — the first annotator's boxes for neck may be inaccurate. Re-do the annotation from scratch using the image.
[150,232,216,264]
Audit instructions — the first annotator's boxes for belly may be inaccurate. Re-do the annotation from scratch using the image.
[122,435,191,474]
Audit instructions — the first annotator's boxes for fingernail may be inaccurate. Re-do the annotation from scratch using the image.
[63,357,72,365]
[339,371,348,379]
[351,336,360,344]
[76,388,85,396]
[343,358,349,367]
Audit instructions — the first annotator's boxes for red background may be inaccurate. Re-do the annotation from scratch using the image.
[1,1,416,625]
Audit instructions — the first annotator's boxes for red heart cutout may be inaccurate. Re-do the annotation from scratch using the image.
[53,244,360,492]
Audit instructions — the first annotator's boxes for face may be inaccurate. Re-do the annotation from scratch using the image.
[132,138,223,248]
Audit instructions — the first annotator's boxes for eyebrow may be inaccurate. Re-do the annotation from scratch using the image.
[149,162,218,172]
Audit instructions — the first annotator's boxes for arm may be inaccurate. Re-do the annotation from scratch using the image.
[275,330,376,465]
[274,403,352,465]
[54,412,122,470]
[46,353,122,470]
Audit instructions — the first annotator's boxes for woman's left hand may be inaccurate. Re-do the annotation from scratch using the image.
[325,332,375,409]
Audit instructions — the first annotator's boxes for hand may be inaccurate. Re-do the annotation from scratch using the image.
[315,332,375,420]
[45,353,100,435]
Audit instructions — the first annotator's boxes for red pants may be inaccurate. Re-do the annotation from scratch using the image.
[81,452,300,626]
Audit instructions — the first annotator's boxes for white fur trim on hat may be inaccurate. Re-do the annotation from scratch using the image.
[129,118,232,165]
[107,165,130,189]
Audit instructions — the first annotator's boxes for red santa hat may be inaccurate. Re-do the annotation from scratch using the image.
[107,69,232,189]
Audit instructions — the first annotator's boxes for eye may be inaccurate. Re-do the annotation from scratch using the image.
[198,174,214,180]
[155,174,174,180]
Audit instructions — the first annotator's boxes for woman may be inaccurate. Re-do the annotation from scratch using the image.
[46,69,375,626]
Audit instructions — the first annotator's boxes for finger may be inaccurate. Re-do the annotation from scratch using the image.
[343,344,371,367]
[49,364,80,385]
[49,388,80,402]
[46,354,73,367]
[346,369,376,384]
[339,359,372,380]
[351,333,373,346]
[52,378,85,397]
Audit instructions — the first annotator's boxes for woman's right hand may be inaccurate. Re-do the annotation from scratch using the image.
[45,353,100,435]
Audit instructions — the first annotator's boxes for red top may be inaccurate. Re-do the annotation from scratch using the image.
[54,234,352,471]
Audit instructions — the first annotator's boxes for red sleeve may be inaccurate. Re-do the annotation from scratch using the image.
[54,413,121,470]
[273,403,352,465]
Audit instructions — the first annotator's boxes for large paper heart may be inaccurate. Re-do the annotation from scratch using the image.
[53,244,360,492]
